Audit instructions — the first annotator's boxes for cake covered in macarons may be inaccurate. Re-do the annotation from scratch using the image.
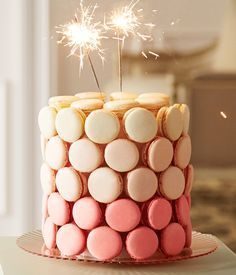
[39,92,193,261]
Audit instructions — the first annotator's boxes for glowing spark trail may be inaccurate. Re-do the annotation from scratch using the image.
[56,0,106,92]
[149,51,159,59]
[141,51,148,58]
[220,111,227,119]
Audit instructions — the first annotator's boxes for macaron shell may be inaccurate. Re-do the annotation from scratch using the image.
[147,137,174,172]
[87,226,123,260]
[104,139,139,172]
[110,92,138,101]
[159,166,185,200]
[69,138,103,173]
[56,167,83,202]
[88,167,123,203]
[174,135,192,169]
[43,217,57,249]
[105,199,141,232]
[73,197,102,230]
[47,192,70,226]
[180,104,190,134]
[40,163,56,195]
[38,106,57,139]
[71,99,104,112]
[147,198,172,230]
[175,195,190,226]
[85,110,120,144]
[125,167,158,202]
[55,107,84,143]
[56,223,86,256]
[126,226,159,260]
[160,223,186,256]
[123,108,158,143]
[45,136,68,170]
[163,106,183,141]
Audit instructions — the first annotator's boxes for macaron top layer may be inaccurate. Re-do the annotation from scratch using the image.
[71,99,104,112]
[48,96,79,110]
[123,107,158,143]
[105,199,141,232]
[110,92,138,101]
[38,106,57,139]
[159,166,185,200]
[85,110,120,144]
[55,107,85,143]
[103,99,140,113]
[56,167,84,202]
[73,197,102,230]
[104,139,139,172]
[174,134,192,169]
[75,92,106,101]
[135,96,169,110]
[126,226,159,260]
[69,138,103,173]
[45,136,68,170]
[138,92,170,101]
[88,167,123,203]
[125,167,158,202]
[146,137,174,172]
[87,226,123,260]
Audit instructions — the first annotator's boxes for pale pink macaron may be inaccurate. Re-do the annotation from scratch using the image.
[47,192,71,226]
[184,164,194,196]
[125,167,158,202]
[56,167,84,202]
[69,138,103,173]
[126,226,159,260]
[174,135,192,169]
[105,199,141,232]
[56,223,86,256]
[175,195,190,226]
[160,223,186,256]
[185,221,192,248]
[145,197,172,230]
[87,226,123,260]
[43,217,57,249]
[73,197,103,230]
[42,194,49,231]
[159,166,185,200]
[104,139,139,172]
[144,137,173,172]
[88,167,123,203]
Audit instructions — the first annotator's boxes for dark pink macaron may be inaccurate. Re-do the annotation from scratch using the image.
[175,195,190,226]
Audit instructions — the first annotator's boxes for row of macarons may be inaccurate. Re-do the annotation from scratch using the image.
[42,134,191,174]
[38,98,190,145]
[41,164,193,204]
[43,195,192,260]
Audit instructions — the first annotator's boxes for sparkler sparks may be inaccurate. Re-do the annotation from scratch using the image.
[220,111,227,119]
[56,0,105,73]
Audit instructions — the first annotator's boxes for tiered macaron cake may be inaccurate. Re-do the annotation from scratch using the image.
[38,92,193,261]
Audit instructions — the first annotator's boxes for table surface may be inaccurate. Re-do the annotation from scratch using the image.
[0,236,236,275]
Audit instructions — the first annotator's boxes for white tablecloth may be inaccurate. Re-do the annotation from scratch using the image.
[0,236,236,275]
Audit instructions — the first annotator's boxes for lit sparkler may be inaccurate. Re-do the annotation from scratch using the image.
[56,0,106,92]
[220,111,227,119]
[107,0,154,91]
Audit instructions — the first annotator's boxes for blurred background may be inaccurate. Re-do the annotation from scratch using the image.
[0,0,236,251]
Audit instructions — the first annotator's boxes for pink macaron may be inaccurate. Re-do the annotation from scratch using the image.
[174,135,191,169]
[175,195,190,226]
[185,221,192,248]
[47,192,71,226]
[56,223,86,256]
[105,199,141,232]
[145,137,174,172]
[73,197,103,230]
[42,217,57,249]
[160,223,186,256]
[87,226,123,261]
[126,226,159,260]
[145,197,172,230]
[159,166,185,200]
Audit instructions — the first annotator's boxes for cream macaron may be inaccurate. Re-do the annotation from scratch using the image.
[45,136,68,170]
[40,163,56,195]
[123,107,158,143]
[135,96,169,113]
[69,138,103,173]
[88,167,123,203]
[56,167,85,202]
[110,92,138,101]
[85,109,120,144]
[55,107,85,143]
[103,100,140,118]
[104,139,139,172]
[174,103,190,134]
[125,167,158,202]
[71,99,104,113]
[38,106,57,139]
[138,92,170,103]
[174,134,192,169]
[75,92,106,101]
[48,96,79,111]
